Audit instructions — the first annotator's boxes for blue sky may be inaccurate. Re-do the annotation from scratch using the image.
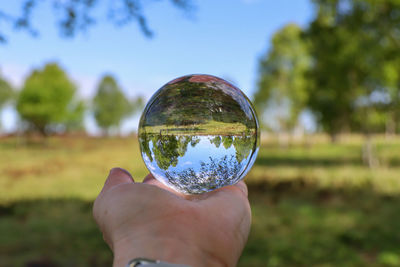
[0,0,313,134]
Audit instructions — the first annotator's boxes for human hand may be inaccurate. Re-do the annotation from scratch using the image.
[93,168,251,267]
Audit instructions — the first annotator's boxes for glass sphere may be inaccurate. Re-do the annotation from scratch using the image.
[138,74,259,194]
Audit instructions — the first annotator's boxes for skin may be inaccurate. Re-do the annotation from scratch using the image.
[93,168,252,267]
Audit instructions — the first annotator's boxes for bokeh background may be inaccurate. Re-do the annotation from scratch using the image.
[1,0,400,266]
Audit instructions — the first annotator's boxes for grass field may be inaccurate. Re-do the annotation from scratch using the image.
[0,135,399,266]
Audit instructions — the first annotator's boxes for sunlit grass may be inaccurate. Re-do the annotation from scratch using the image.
[0,135,399,266]
[0,136,147,204]
[248,135,400,195]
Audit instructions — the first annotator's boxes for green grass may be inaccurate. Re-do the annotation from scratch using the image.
[0,137,147,203]
[240,182,400,267]
[0,135,399,266]
[251,137,400,195]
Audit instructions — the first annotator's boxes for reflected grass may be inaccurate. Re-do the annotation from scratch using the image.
[141,120,251,136]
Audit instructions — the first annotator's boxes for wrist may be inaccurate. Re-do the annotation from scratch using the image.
[112,235,226,267]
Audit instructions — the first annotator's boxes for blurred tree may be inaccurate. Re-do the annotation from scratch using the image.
[307,0,400,137]
[307,0,400,166]
[16,62,84,135]
[254,24,311,135]
[0,0,194,43]
[0,75,14,108]
[93,75,142,135]
[306,2,360,141]
[363,0,400,136]
[0,75,14,131]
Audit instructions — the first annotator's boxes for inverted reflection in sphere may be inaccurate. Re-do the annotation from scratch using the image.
[138,74,259,194]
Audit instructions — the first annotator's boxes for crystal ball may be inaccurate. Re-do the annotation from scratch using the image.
[138,74,260,194]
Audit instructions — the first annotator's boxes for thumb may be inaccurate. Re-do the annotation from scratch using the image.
[101,168,134,193]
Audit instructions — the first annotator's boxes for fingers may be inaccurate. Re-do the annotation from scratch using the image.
[101,168,134,194]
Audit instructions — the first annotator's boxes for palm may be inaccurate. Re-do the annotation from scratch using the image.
[93,169,251,267]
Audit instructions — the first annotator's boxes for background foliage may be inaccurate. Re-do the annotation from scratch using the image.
[255,0,400,140]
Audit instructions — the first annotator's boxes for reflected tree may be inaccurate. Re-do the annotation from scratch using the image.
[145,134,196,170]
[176,135,192,157]
[151,134,180,170]
[165,155,244,194]
[139,132,153,162]
[209,136,222,148]
[139,132,258,193]
[233,135,254,163]
[190,136,201,147]
[140,133,256,171]
[142,75,256,131]
[222,135,233,149]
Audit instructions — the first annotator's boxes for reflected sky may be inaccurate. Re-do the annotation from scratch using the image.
[140,134,258,194]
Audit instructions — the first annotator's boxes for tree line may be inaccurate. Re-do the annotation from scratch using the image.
[254,0,400,141]
[0,62,143,136]
[1,0,399,141]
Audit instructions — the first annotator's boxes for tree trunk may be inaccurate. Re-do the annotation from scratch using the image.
[37,124,48,137]
[362,134,379,168]
[330,132,339,143]
[385,112,396,139]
